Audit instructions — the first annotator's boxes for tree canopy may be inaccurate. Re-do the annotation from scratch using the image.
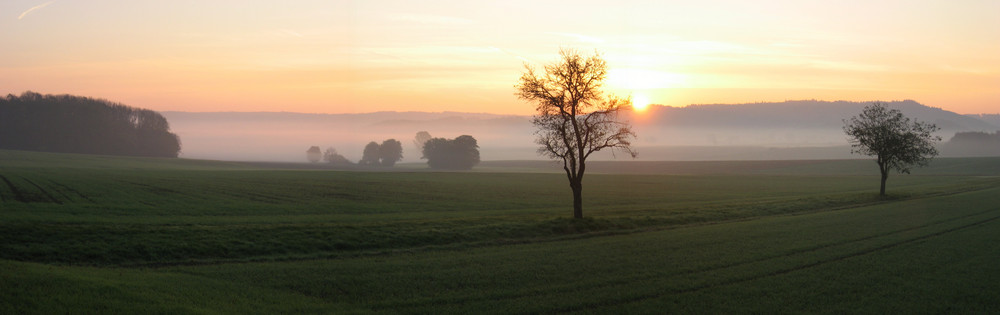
[359,141,381,166]
[0,91,181,157]
[516,49,636,218]
[358,139,404,167]
[422,135,480,170]
[379,139,403,167]
[843,102,940,196]
[306,146,322,163]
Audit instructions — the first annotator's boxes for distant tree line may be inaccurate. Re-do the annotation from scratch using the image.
[0,91,181,157]
[305,133,481,170]
[943,131,1000,157]
[949,131,1000,143]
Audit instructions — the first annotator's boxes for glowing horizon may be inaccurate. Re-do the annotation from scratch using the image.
[2,1,998,115]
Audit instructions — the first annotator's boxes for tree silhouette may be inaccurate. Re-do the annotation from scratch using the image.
[359,142,381,166]
[413,131,432,154]
[322,147,352,165]
[0,91,180,157]
[844,102,940,196]
[422,135,480,170]
[516,49,636,219]
[306,146,322,163]
[379,139,403,167]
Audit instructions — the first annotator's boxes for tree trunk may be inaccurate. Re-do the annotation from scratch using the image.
[880,172,888,197]
[571,180,583,219]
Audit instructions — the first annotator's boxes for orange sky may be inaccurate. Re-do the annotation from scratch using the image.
[2,1,998,115]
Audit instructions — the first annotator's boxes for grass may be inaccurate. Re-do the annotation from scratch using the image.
[2,149,1000,313]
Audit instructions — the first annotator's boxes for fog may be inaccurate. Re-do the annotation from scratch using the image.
[163,111,536,162]
[162,100,999,163]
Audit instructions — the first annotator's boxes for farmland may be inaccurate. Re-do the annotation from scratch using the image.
[2,149,1000,313]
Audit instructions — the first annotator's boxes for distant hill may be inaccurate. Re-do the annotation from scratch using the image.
[640,100,996,130]
[966,114,1000,128]
[630,100,996,145]
[1,92,181,158]
[623,100,999,150]
[162,100,999,162]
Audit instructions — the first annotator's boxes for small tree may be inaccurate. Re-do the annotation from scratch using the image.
[413,131,432,153]
[843,102,941,196]
[422,135,480,170]
[452,135,480,169]
[306,146,322,163]
[359,141,381,166]
[323,147,352,165]
[380,139,403,167]
[516,49,636,218]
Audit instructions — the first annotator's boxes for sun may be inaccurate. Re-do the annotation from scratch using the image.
[632,94,650,112]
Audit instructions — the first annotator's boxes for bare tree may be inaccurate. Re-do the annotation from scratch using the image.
[844,102,941,196]
[516,49,636,218]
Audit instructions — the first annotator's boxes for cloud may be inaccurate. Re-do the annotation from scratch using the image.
[18,1,55,20]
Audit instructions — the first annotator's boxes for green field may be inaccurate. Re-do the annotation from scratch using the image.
[2,149,1000,313]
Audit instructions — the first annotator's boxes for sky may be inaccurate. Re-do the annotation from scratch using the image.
[2,0,998,115]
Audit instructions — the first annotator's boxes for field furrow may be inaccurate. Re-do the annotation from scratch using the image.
[555,209,1000,313]
[0,174,24,202]
[20,177,62,204]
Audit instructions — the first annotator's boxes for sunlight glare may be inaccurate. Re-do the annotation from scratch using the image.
[633,94,650,112]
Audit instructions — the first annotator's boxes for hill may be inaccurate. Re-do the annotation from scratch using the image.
[629,100,997,147]
[162,100,998,162]
[966,113,1000,127]
[642,100,996,130]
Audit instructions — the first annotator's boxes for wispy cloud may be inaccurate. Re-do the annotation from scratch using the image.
[488,46,531,63]
[388,13,474,26]
[545,32,605,44]
[18,1,55,20]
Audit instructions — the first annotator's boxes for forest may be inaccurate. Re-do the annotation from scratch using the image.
[0,92,181,158]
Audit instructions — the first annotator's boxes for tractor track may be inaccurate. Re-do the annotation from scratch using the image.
[368,207,1000,312]
[547,211,1000,314]
[21,177,62,204]
[0,174,26,202]
[47,180,96,204]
